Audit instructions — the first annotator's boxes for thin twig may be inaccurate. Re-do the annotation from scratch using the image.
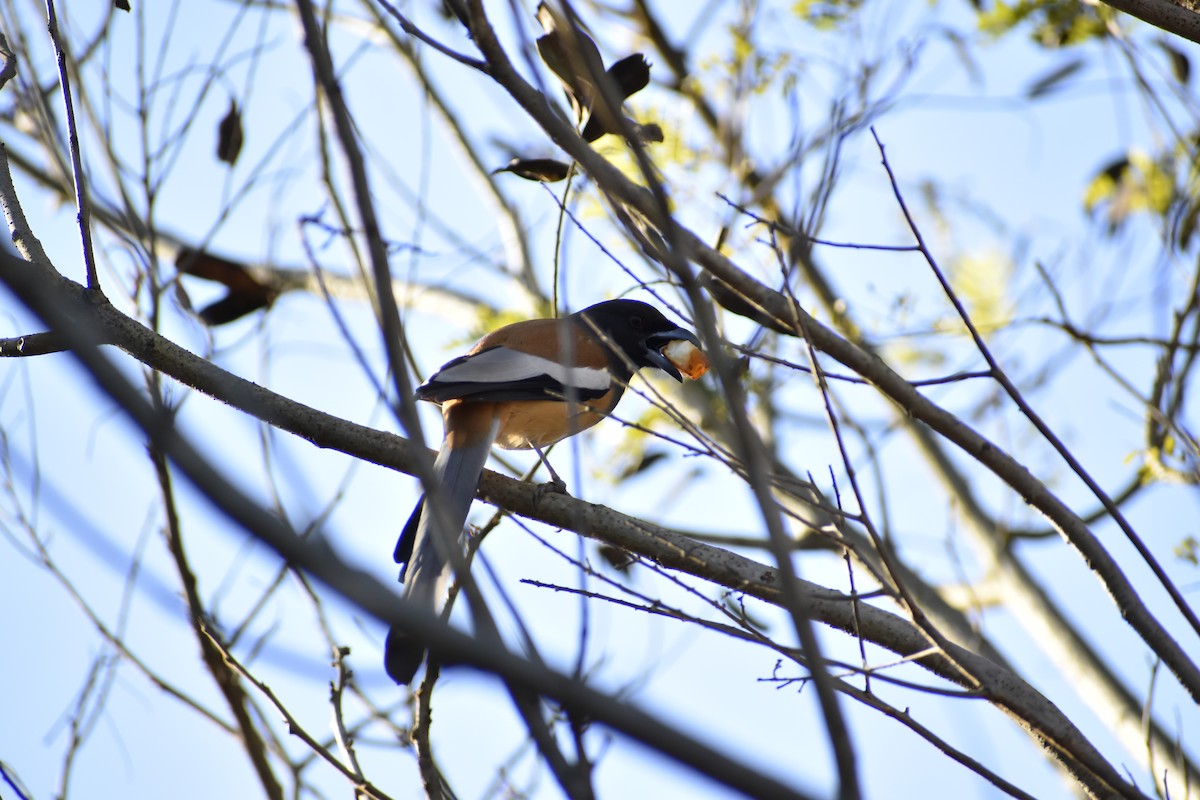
[718,192,920,252]
[872,126,1200,646]
[330,646,367,787]
[292,0,425,446]
[0,141,55,270]
[0,760,32,800]
[151,436,285,800]
[201,628,397,800]
[374,0,489,73]
[412,659,458,800]
[0,248,1137,799]
[43,0,101,291]
[768,223,978,690]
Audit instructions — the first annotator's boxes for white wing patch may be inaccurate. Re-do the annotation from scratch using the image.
[434,346,610,391]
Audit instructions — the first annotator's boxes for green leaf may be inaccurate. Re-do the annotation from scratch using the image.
[1084,150,1177,233]
[1174,536,1199,567]
[947,250,1014,333]
[976,0,1109,47]
[791,0,864,29]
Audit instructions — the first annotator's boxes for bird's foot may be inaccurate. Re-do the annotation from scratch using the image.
[530,444,568,500]
[534,476,569,501]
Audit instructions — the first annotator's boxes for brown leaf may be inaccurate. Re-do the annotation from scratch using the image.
[615,450,668,481]
[597,544,636,573]
[1177,197,1200,250]
[700,270,794,335]
[439,0,470,29]
[176,248,275,325]
[177,248,258,291]
[1158,38,1191,84]
[1025,58,1086,99]
[607,54,650,99]
[216,99,244,165]
[580,55,652,141]
[492,157,572,183]
[536,3,654,143]
[634,121,663,144]
[536,2,605,123]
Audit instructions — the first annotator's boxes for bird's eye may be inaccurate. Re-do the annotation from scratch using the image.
[629,315,644,329]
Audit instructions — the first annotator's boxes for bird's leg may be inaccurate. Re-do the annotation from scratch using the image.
[532,445,568,497]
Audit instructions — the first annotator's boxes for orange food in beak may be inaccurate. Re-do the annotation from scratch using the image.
[662,339,709,380]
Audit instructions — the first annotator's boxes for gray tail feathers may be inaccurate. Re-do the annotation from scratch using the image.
[386,422,497,684]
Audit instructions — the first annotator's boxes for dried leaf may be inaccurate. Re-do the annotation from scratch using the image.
[597,544,636,573]
[492,157,572,183]
[615,450,668,481]
[536,2,605,123]
[606,53,651,99]
[176,248,275,325]
[196,294,271,327]
[1158,38,1190,84]
[635,122,664,144]
[216,99,244,166]
[536,3,652,142]
[1025,58,1085,99]
[1177,197,1200,250]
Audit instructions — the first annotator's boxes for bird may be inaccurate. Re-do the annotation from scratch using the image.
[385,299,705,684]
[534,3,653,143]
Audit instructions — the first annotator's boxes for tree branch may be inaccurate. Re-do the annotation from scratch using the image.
[0,244,820,800]
[0,227,1146,798]
[1102,0,1200,44]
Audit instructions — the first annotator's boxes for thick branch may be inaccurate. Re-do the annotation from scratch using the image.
[1102,0,1200,44]
[450,20,1200,701]
[0,247,817,800]
[0,255,1146,799]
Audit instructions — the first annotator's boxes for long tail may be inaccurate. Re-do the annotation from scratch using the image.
[385,410,498,684]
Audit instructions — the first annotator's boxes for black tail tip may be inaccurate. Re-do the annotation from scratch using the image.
[384,628,426,685]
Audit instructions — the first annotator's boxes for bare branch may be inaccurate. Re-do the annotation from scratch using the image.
[1101,0,1200,44]
[43,0,100,291]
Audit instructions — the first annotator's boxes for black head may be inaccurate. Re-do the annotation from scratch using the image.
[572,299,701,381]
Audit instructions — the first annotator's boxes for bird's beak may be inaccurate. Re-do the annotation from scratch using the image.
[643,327,702,382]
